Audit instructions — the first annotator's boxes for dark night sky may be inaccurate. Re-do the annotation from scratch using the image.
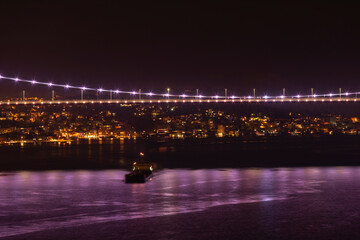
[1,1,360,96]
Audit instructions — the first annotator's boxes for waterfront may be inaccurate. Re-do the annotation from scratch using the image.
[2,104,360,143]
[2,167,360,239]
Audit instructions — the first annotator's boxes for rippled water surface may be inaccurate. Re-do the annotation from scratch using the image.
[2,167,359,239]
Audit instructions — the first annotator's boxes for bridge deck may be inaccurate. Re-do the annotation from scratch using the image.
[0,98,358,105]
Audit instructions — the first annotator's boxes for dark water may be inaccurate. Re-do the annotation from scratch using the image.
[2,137,360,171]
[2,138,360,239]
[1,168,360,239]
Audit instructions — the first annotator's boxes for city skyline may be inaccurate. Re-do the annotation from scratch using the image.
[2,103,360,144]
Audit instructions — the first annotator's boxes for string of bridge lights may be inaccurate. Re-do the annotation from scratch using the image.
[0,74,358,100]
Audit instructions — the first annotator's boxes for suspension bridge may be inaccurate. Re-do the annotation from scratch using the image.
[0,74,358,105]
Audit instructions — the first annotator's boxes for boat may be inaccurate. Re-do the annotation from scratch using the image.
[125,153,153,183]
[125,162,153,183]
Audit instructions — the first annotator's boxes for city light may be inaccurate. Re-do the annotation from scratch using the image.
[3,102,359,143]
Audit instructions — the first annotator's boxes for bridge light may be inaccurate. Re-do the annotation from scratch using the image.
[6,74,359,104]
[0,74,2,79]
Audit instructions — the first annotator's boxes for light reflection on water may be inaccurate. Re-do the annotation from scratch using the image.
[0,167,358,238]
